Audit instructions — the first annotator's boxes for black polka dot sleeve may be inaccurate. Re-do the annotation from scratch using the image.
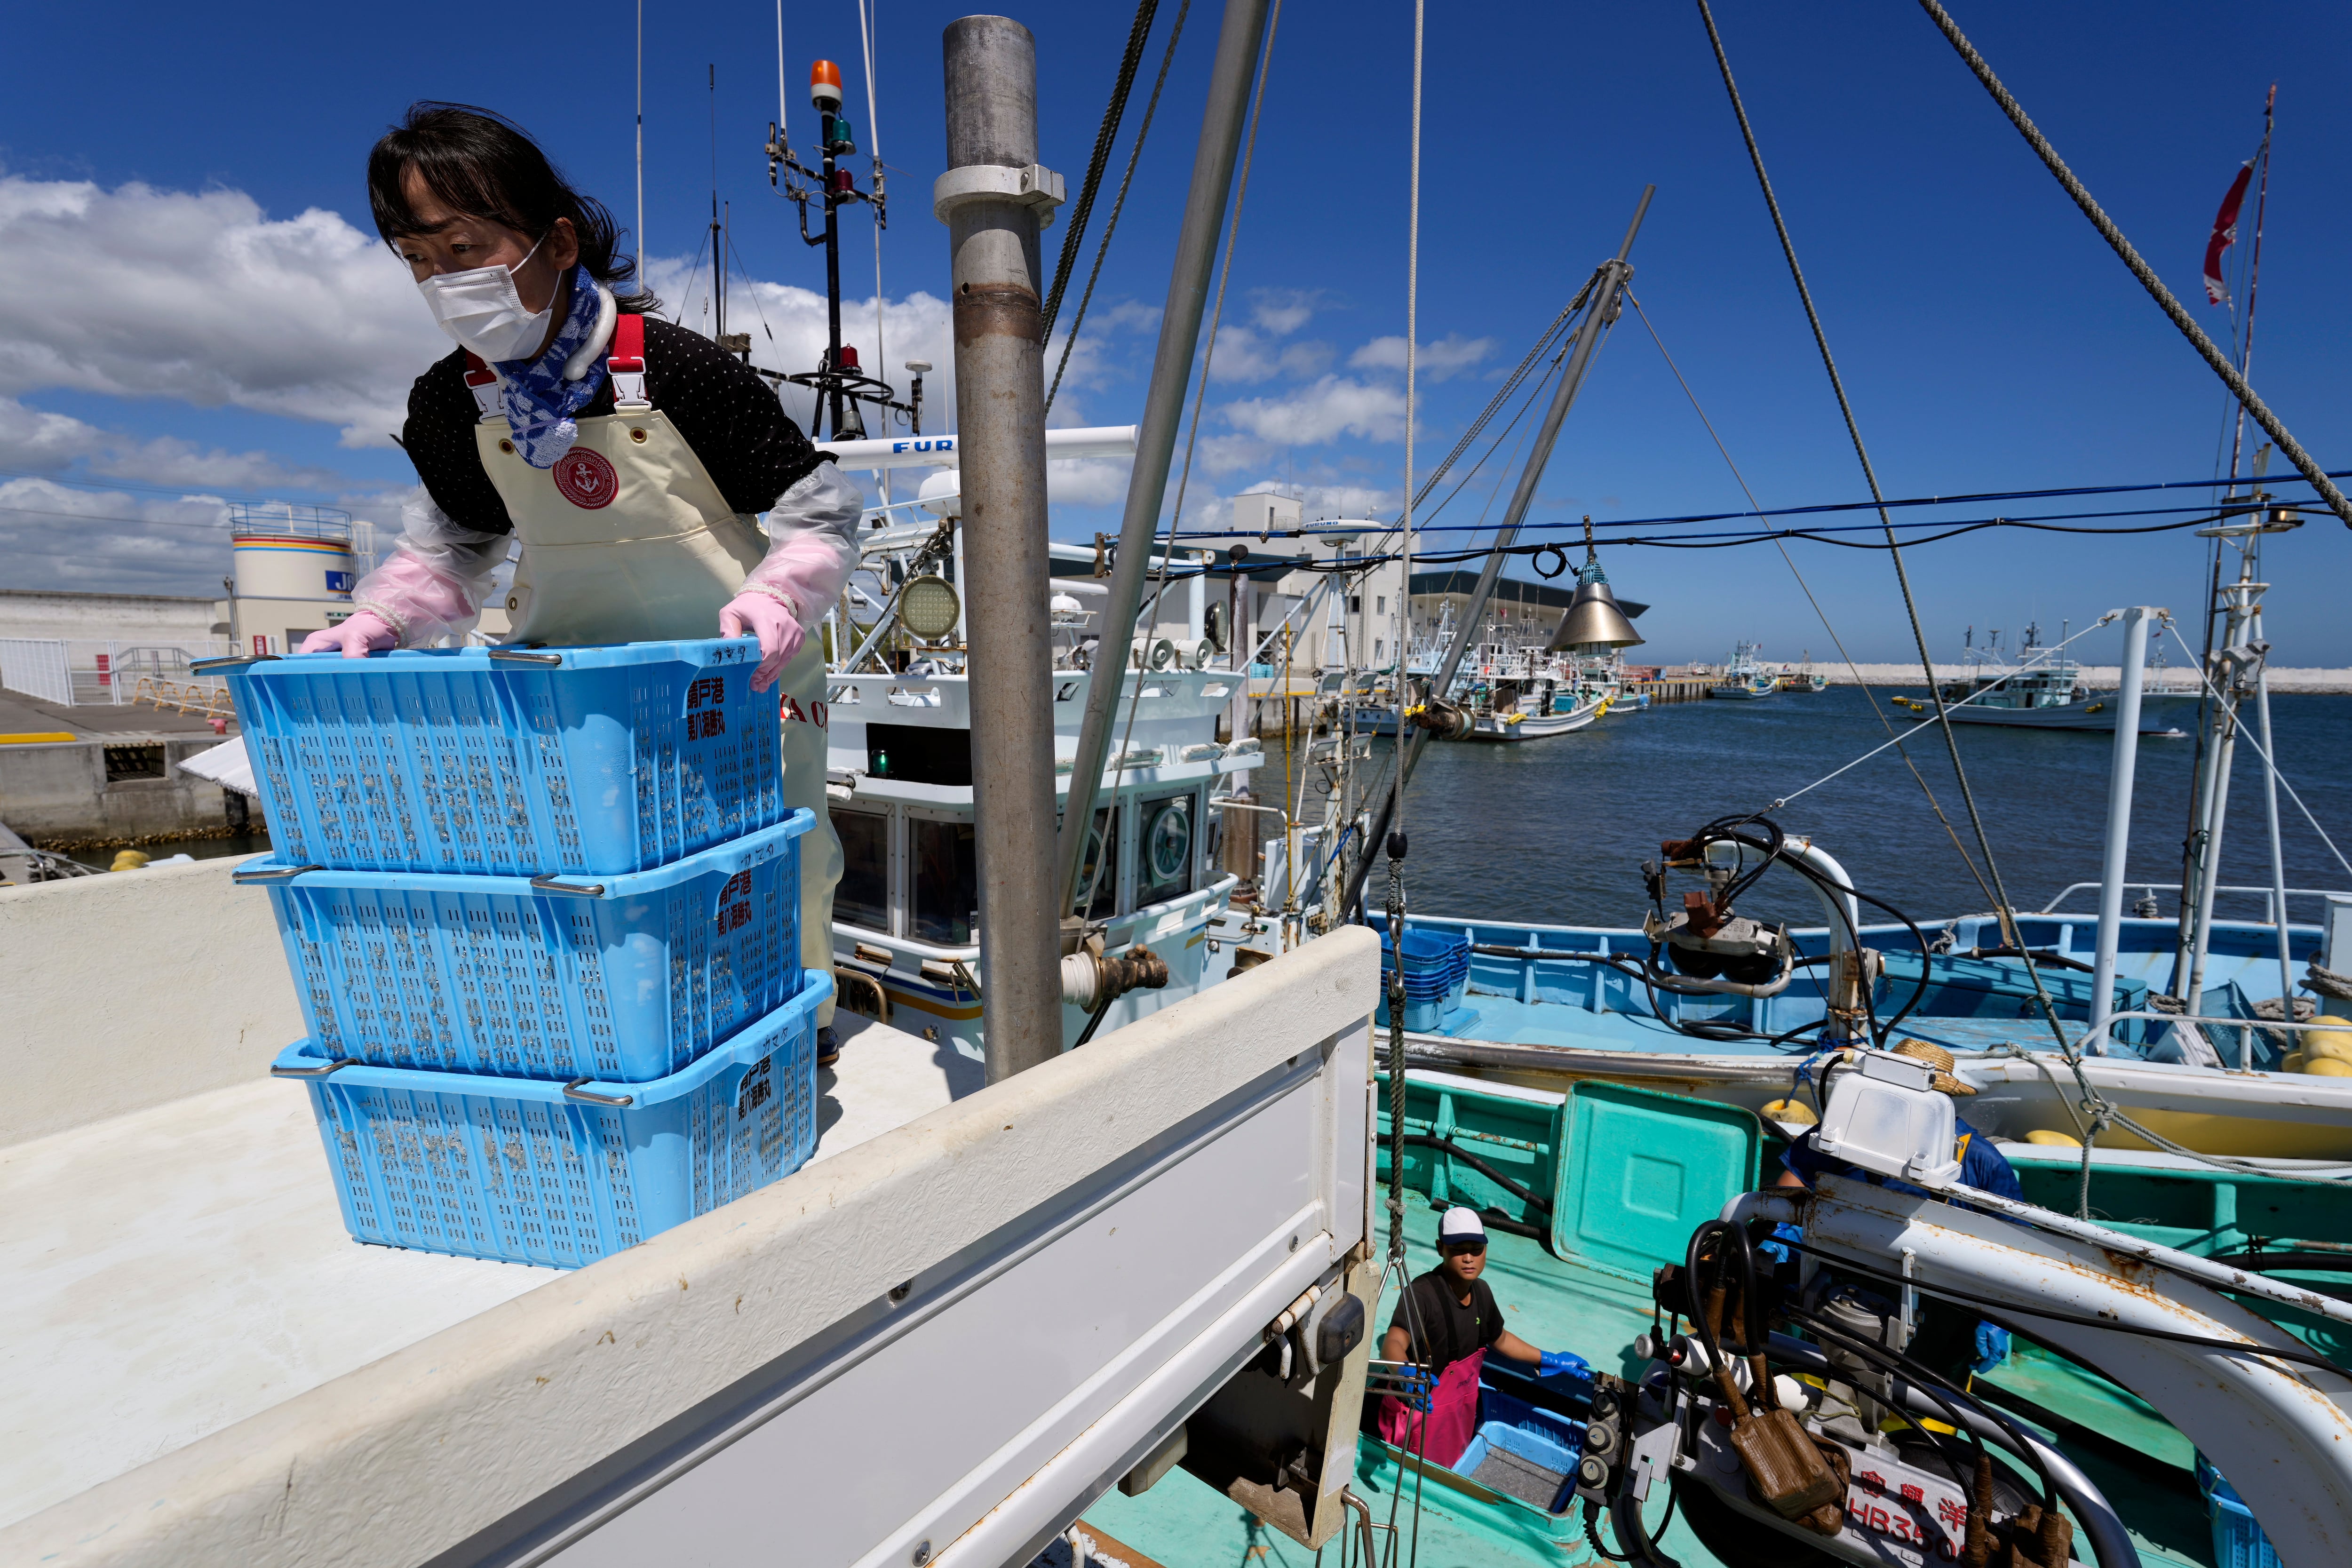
[399,314,829,535]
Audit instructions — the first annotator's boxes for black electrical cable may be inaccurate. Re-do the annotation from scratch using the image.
[1779,1237,2351,1377]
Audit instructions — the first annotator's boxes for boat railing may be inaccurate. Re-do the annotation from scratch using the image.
[2039,880,2350,922]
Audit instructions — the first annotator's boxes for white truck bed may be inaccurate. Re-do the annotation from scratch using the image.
[0,1015,972,1526]
[0,859,1376,1568]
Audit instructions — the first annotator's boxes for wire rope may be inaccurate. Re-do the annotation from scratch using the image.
[1694,0,2070,1056]
[1626,292,2002,913]
[1044,0,1192,415]
[1078,0,1280,918]
[1041,0,1160,342]
[1909,0,2352,529]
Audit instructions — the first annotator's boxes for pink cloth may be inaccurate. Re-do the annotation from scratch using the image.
[350,546,494,646]
[719,590,806,692]
[1376,1347,1484,1469]
[298,610,398,657]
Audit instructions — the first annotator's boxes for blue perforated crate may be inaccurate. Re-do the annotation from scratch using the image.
[273,972,830,1268]
[237,811,810,1083]
[2197,1454,2282,1568]
[200,638,781,875]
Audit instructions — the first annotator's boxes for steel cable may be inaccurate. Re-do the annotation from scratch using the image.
[1911,0,2352,530]
[1040,0,1160,343]
[1693,0,2071,1056]
[1044,0,1191,415]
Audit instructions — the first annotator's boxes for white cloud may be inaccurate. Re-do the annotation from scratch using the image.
[0,394,356,493]
[1347,333,1494,382]
[1219,376,1406,445]
[0,476,234,595]
[0,175,451,448]
[1250,288,1326,337]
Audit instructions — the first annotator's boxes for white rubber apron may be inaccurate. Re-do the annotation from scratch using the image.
[472,347,840,1025]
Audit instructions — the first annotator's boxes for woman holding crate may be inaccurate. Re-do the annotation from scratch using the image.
[302,103,850,1063]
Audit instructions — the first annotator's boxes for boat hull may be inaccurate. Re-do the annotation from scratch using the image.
[1905,692,2197,733]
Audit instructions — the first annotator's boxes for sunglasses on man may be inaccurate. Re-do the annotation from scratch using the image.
[1440,1238,1486,1257]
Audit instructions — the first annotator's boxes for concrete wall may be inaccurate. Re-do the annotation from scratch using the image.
[1813,663,2352,692]
[0,736,262,842]
[0,853,300,1148]
[0,589,223,645]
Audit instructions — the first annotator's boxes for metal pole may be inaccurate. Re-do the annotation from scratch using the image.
[2249,535,2296,1025]
[1341,187,1652,919]
[2086,607,2151,1055]
[1053,0,1274,919]
[2185,564,2257,1016]
[939,16,1062,1081]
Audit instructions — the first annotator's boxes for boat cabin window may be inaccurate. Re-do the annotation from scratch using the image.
[832,808,890,932]
[867,722,971,786]
[1138,792,1195,906]
[911,817,978,944]
[1074,804,1120,919]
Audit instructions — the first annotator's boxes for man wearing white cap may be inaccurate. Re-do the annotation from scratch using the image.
[1375,1207,1588,1468]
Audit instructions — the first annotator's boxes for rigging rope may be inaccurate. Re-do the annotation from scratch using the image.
[1628,292,2002,912]
[1041,0,1159,342]
[1044,0,1191,415]
[1694,0,2071,1057]
[1395,0,1427,850]
[1080,0,1280,916]
[1910,0,2352,531]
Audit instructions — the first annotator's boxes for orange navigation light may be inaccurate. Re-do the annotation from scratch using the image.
[810,60,844,110]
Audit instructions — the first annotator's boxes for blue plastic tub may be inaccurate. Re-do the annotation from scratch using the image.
[207,638,782,875]
[1382,927,1471,998]
[239,812,810,1082]
[274,972,830,1268]
[2197,1454,2282,1568]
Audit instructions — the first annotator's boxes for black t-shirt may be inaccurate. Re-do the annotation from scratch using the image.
[400,313,826,539]
[1389,1270,1503,1375]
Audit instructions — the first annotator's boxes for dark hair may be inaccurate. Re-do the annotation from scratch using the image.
[368,102,657,311]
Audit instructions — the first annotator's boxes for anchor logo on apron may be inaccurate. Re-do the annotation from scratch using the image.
[552,448,618,510]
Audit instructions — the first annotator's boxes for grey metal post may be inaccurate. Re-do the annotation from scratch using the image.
[2086,606,2151,1055]
[2249,548,2297,1018]
[1340,187,1652,919]
[939,16,1063,1081]
[1053,0,1274,918]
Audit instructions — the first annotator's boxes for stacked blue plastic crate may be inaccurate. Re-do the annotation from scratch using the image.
[210,637,831,1268]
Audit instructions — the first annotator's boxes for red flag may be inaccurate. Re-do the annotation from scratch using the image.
[2203,163,2254,305]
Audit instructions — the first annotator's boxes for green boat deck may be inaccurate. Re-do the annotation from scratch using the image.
[1080,1068,2303,1567]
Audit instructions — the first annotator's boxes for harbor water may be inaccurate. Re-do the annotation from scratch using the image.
[1384,686,2352,931]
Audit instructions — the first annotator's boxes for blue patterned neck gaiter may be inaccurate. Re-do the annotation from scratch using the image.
[493,268,609,468]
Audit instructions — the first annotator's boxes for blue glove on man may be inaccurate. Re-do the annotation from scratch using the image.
[1395,1365,1435,1412]
[1538,1349,1590,1381]
[1971,1322,2012,1374]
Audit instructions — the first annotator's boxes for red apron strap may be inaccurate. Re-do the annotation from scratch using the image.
[609,313,650,407]
[462,350,502,420]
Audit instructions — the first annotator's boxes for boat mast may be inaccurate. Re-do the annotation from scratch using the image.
[1342,187,1652,917]
[2172,90,2280,1007]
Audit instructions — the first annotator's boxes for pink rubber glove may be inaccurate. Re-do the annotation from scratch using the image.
[719,590,805,692]
[299,611,399,658]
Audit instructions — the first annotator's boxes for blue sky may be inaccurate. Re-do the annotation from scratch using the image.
[3,0,2347,667]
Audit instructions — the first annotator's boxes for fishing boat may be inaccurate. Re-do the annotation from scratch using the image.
[1892,628,2196,733]
[1708,641,1779,699]
[1779,652,1828,692]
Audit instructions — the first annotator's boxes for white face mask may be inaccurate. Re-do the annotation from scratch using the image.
[415,231,558,363]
